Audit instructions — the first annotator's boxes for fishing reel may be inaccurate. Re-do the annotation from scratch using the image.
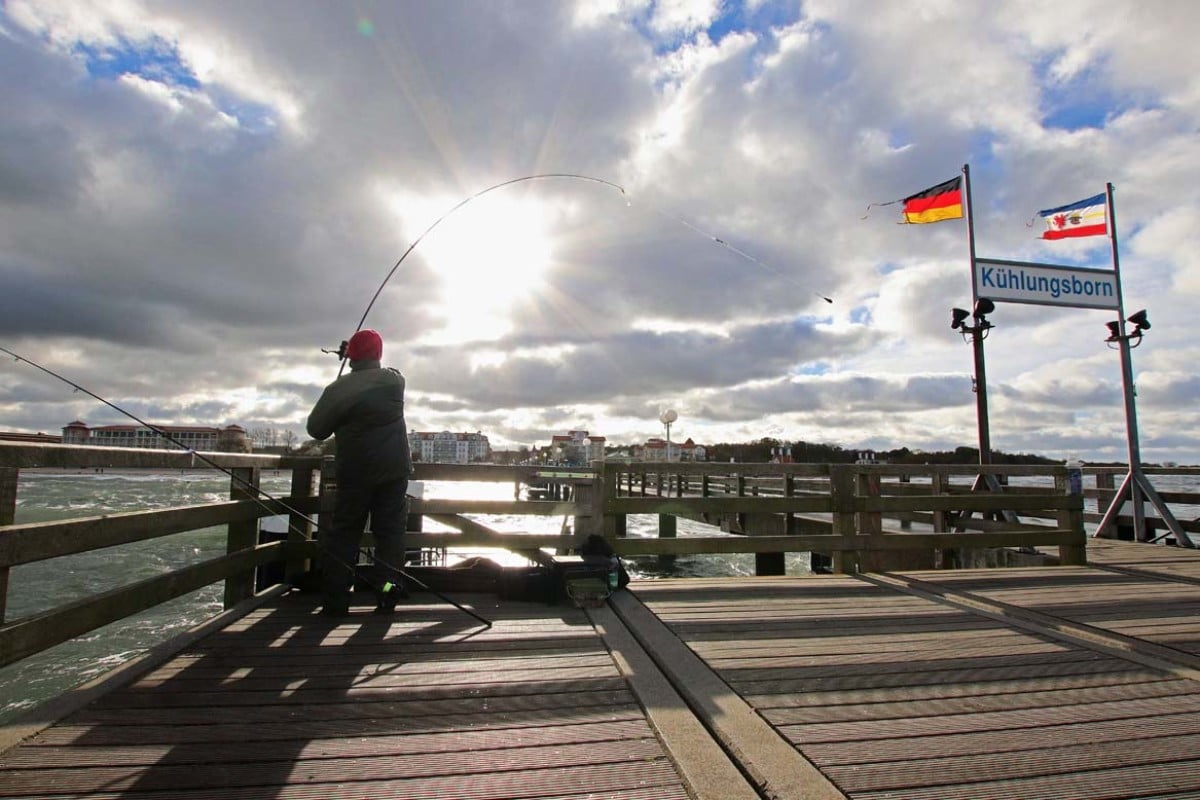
[321,340,350,360]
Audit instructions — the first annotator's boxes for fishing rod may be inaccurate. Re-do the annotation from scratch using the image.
[336,172,835,374]
[0,345,493,628]
[338,173,626,377]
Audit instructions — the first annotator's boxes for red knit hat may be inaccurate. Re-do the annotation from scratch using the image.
[346,329,383,361]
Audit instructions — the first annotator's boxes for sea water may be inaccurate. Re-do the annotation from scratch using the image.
[5,468,1195,723]
[0,469,810,722]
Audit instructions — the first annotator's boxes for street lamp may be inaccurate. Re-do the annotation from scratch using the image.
[659,409,677,461]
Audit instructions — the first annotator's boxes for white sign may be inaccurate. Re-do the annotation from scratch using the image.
[973,257,1119,310]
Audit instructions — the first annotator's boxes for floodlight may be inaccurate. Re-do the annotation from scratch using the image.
[1105,321,1121,342]
[974,298,995,318]
[1127,309,1150,330]
[951,308,970,330]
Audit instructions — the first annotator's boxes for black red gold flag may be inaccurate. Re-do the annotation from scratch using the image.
[901,176,963,224]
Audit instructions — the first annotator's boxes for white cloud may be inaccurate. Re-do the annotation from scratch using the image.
[1,0,1198,464]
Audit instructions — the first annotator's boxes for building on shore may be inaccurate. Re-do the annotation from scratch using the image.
[60,421,251,452]
[634,437,707,462]
[548,430,606,466]
[409,431,491,464]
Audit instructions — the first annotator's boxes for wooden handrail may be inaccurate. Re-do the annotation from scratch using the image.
[17,442,1200,670]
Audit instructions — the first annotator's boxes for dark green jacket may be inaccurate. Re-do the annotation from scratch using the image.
[306,359,412,485]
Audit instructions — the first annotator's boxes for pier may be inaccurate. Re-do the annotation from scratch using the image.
[3,443,1200,798]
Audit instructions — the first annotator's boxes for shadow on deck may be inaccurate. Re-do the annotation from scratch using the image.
[6,538,1200,799]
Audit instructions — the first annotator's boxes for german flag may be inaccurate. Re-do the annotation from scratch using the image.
[902,176,963,224]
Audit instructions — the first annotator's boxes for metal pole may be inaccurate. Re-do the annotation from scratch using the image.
[1101,183,1192,546]
[1105,182,1147,540]
[971,326,992,465]
[963,163,992,466]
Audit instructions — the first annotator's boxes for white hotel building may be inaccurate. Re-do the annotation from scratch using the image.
[60,421,251,452]
[408,431,491,464]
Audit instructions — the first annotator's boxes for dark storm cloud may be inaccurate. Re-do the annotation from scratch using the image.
[406,317,871,410]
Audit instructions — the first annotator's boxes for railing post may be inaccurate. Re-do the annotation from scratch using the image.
[931,471,947,532]
[830,465,858,574]
[784,469,796,536]
[574,464,605,540]
[596,463,624,539]
[659,466,678,542]
[224,466,261,609]
[856,468,883,572]
[1055,467,1088,566]
[735,473,747,533]
[318,454,337,545]
[287,466,317,585]
[755,467,785,576]
[0,467,16,623]
[931,470,956,568]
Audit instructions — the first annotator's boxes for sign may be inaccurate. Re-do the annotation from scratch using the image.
[973,257,1119,310]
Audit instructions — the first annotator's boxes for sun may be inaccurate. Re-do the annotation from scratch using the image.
[417,193,555,343]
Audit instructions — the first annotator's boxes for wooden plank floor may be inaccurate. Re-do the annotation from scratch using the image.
[625,545,1200,799]
[0,593,698,800]
[6,542,1200,799]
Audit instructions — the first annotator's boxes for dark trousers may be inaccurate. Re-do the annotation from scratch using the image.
[322,477,408,606]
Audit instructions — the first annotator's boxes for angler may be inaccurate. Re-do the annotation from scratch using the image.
[307,329,412,617]
[0,344,492,628]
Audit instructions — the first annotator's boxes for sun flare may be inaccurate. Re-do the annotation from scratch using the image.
[415,193,555,343]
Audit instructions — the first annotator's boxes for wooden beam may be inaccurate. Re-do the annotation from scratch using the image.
[0,499,308,567]
[0,542,283,668]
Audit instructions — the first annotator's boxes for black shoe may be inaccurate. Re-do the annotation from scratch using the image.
[372,602,397,615]
[320,603,349,617]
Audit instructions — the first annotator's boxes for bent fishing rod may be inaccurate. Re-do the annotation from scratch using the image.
[335,172,834,375]
[0,345,492,628]
[337,173,626,377]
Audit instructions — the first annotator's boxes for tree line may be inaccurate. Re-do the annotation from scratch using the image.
[701,438,1061,465]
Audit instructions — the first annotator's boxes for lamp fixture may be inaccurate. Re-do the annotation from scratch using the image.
[1106,309,1150,348]
[950,298,994,341]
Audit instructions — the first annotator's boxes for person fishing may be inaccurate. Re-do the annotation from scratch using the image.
[307,329,413,616]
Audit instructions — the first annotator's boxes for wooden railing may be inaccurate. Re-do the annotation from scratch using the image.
[0,443,1094,669]
[595,461,1087,573]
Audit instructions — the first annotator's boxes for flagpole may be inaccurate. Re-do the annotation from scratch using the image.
[1096,183,1192,546]
[963,163,993,468]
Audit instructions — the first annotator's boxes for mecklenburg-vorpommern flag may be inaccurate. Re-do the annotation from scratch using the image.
[901,176,963,224]
[1037,193,1107,239]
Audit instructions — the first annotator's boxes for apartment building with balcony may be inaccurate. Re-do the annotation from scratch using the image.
[61,421,251,452]
[408,431,491,464]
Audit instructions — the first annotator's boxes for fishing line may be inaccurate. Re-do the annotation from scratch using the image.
[641,202,835,304]
[0,345,492,628]
[335,173,834,371]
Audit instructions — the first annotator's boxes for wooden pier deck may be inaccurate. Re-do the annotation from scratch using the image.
[6,538,1200,799]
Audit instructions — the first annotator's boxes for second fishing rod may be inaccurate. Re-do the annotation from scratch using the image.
[0,345,492,628]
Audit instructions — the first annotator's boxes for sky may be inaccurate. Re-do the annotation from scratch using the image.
[1,0,1198,465]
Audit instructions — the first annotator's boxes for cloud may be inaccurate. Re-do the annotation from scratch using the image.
[1,0,1198,464]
